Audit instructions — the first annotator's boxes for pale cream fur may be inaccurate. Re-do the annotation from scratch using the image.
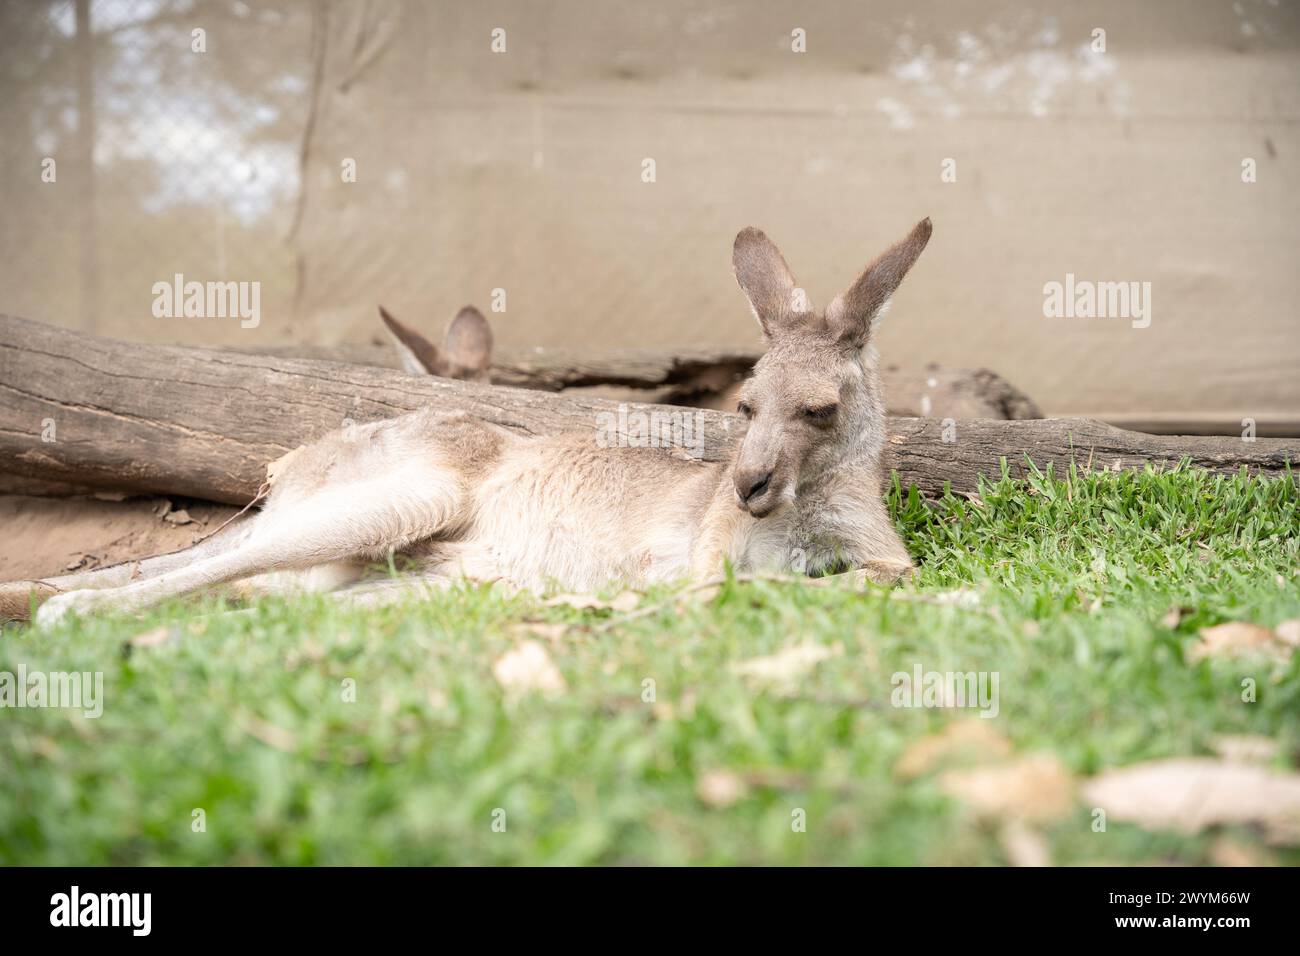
[12,220,933,626]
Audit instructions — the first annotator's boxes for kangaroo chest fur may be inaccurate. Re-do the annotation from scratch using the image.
[402,418,891,592]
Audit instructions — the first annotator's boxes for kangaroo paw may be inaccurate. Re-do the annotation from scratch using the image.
[855,561,915,586]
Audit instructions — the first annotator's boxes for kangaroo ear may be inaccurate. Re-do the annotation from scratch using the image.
[827,217,932,347]
[733,227,803,338]
[441,306,493,382]
[380,305,445,376]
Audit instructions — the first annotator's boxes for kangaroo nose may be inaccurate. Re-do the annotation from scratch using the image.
[736,470,773,504]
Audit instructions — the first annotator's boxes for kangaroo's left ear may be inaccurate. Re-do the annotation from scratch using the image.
[826,217,932,346]
[380,305,444,376]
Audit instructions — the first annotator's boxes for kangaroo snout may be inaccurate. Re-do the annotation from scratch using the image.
[735,468,772,503]
[734,465,782,517]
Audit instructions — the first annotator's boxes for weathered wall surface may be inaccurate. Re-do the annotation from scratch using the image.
[2,1,1297,423]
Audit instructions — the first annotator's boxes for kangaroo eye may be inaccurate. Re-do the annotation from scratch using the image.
[737,401,755,419]
[804,404,838,422]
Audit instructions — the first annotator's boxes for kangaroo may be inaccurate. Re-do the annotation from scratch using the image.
[379,303,493,381]
[6,219,932,627]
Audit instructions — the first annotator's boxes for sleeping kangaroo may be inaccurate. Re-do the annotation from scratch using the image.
[9,218,932,627]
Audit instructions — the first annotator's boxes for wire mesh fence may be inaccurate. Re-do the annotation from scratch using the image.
[0,0,311,341]
[2,0,1297,423]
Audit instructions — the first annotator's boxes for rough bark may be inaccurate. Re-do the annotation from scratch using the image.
[244,343,1043,419]
[2,314,1295,505]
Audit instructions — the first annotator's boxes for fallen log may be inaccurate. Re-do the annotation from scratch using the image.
[244,342,1042,420]
[1,314,1295,505]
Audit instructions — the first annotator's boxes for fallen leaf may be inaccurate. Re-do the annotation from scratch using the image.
[127,625,175,649]
[895,719,1012,779]
[544,590,640,612]
[1188,621,1292,663]
[163,508,193,525]
[940,754,1075,824]
[730,641,842,689]
[677,583,721,608]
[929,589,982,608]
[492,641,566,698]
[1210,734,1278,764]
[1208,835,1276,868]
[510,622,571,645]
[241,714,298,752]
[1082,758,1300,845]
[1275,619,1300,647]
[696,769,748,808]
[999,819,1052,867]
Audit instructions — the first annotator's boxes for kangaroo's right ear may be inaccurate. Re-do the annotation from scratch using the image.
[380,305,445,376]
[441,306,493,382]
[732,227,803,339]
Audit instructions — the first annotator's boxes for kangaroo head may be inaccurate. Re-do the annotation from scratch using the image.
[729,218,932,517]
[379,304,494,382]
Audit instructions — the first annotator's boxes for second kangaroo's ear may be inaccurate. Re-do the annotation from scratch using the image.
[827,217,932,346]
[380,305,445,376]
[441,306,493,382]
[732,227,803,338]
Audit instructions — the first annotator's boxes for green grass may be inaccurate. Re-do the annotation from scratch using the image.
[2,463,1298,865]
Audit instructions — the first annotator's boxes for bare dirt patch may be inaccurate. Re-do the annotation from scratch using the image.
[0,494,239,581]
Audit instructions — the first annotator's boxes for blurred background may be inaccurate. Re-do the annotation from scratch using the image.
[1,0,1297,429]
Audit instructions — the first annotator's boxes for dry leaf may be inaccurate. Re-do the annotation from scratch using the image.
[127,625,175,649]
[1275,619,1300,647]
[163,508,193,525]
[1210,734,1278,764]
[930,589,982,608]
[1188,621,1292,663]
[1208,835,1276,867]
[940,754,1075,824]
[696,769,748,808]
[510,622,571,645]
[895,719,1012,779]
[999,819,1052,867]
[1082,758,1300,845]
[241,714,298,752]
[678,583,721,608]
[730,641,842,689]
[492,641,566,698]
[544,590,640,612]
